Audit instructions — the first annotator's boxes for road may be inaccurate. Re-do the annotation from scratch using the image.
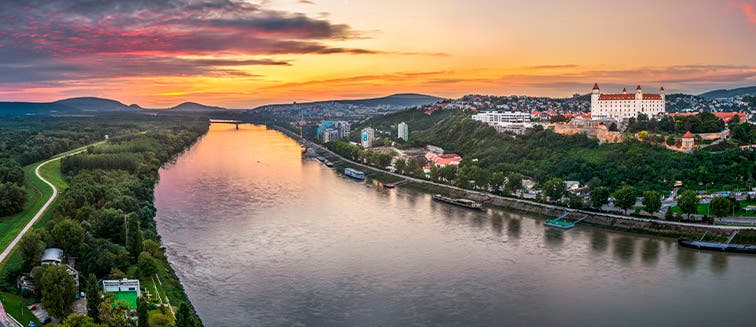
[0,147,91,265]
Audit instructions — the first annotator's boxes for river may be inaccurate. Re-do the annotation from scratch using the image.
[154,123,756,326]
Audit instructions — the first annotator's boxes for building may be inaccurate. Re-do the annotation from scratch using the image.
[317,121,350,142]
[361,127,375,148]
[40,248,79,287]
[102,279,141,310]
[424,152,462,168]
[681,130,695,151]
[398,122,409,141]
[472,111,531,123]
[591,84,665,120]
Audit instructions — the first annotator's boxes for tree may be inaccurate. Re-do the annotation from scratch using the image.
[127,215,144,260]
[175,302,196,327]
[710,196,732,218]
[86,274,101,322]
[61,315,105,327]
[542,178,565,202]
[394,158,406,174]
[568,195,584,209]
[505,173,523,195]
[51,219,85,255]
[490,172,505,193]
[0,182,26,216]
[0,159,24,185]
[613,186,638,214]
[19,230,47,270]
[138,251,157,278]
[642,190,662,214]
[137,296,150,327]
[98,296,131,327]
[40,265,78,319]
[590,187,610,209]
[678,190,699,219]
[143,239,164,259]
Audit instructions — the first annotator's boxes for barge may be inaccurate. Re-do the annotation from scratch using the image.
[432,194,484,210]
[678,239,756,254]
[344,168,365,180]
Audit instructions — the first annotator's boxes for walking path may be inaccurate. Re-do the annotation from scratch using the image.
[0,144,99,265]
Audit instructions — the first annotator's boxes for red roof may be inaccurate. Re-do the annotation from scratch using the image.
[636,85,642,90]
[683,131,694,138]
[669,112,746,120]
[598,93,662,100]
[593,83,600,90]
[660,86,665,91]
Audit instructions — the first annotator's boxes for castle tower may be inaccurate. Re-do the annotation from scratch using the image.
[591,83,600,117]
[660,86,665,101]
[622,88,627,94]
[635,85,642,100]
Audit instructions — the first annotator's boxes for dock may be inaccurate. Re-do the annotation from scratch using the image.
[544,212,587,230]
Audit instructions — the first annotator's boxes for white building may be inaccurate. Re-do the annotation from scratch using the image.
[472,111,531,123]
[397,122,408,141]
[102,279,141,297]
[590,84,665,120]
[361,127,375,148]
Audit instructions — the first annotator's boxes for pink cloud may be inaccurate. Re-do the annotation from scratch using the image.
[728,0,756,24]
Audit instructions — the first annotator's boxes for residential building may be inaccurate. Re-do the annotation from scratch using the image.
[424,152,462,167]
[40,248,79,287]
[102,279,141,310]
[472,111,531,123]
[317,121,350,142]
[398,122,408,141]
[591,84,665,120]
[361,127,375,148]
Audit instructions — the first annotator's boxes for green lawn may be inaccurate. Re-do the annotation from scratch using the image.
[0,292,40,326]
[0,163,53,253]
[669,201,756,217]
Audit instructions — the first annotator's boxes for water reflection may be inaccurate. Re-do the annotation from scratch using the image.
[613,237,635,263]
[641,239,660,267]
[590,230,609,254]
[154,123,756,327]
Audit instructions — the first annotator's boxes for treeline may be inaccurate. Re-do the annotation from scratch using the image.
[0,158,26,216]
[625,111,727,134]
[325,141,395,169]
[412,115,754,193]
[348,108,453,142]
[5,120,208,325]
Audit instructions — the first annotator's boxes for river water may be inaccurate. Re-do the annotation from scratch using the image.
[154,123,756,326]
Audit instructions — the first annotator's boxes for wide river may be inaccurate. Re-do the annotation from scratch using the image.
[154,123,756,326]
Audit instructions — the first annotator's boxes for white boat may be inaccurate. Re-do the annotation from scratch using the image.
[344,168,365,180]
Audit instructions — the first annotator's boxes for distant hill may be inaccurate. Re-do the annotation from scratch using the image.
[0,102,79,115]
[698,86,756,100]
[168,102,226,112]
[54,97,133,111]
[255,93,443,111]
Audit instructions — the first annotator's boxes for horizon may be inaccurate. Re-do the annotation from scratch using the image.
[1,1,756,107]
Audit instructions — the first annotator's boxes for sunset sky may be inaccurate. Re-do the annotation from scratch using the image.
[1,0,756,108]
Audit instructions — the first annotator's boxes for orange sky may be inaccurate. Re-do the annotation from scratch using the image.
[1,0,755,108]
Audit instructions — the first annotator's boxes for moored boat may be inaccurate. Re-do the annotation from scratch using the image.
[324,160,333,167]
[432,194,483,210]
[677,239,756,254]
[344,168,365,180]
[384,183,396,188]
[544,219,575,230]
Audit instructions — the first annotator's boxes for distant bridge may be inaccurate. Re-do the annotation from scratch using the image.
[209,119,245,129]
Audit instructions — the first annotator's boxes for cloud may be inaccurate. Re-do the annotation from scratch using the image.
[728,0,756,24]
[0,0,382,82]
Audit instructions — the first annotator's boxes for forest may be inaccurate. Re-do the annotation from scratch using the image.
[0,115,208,326]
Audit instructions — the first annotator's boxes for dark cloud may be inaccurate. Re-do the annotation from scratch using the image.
[0,0,378,82]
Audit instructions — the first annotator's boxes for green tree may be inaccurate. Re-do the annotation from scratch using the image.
[490,171,506,193]
[568,195,584,209]
[590,187,610,209]
[0,159,24,185]
[137,296,150,327]
[710,196,732,218]
[61,314,105,327]
[40,265,78,319]
[51,219,86,255]
[613,186,638,214]
[127,215,144,260]
[678,190,699,219]
[98,296,131,327]
[0,182,26,216]
[642,190,662,214]
[138,251,158,278]
[505,173,523,195]
[542,178,565,202]
[394,158,406,175]
[19,230,47,270]
[86,274,101,322]
[175,302,196,327]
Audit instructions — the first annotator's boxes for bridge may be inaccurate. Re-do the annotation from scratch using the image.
[209,119,245,129]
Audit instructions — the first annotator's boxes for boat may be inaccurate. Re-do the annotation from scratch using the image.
[384,183,396,188]
[324,160,334,167]
[344,168,365,180]
[677,239,756,254]
[544,219,575,230]
[432,194,484,210]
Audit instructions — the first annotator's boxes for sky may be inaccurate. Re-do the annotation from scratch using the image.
[0,0,755,108]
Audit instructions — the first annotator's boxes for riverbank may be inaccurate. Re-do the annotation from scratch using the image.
[268,124,756,243]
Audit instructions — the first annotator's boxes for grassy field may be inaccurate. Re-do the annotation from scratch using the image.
[0,163,53,253]
[669,200,756,217]
[0,291,40,325]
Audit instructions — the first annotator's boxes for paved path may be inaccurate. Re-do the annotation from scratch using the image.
[0,148,89,265]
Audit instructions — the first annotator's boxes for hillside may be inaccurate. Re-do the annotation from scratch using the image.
[54,97,133,111]
[350,107,454,140]
[699,86,756,100]
[169,102,226,112]
[0,102,79,115]
[255,93,442,111]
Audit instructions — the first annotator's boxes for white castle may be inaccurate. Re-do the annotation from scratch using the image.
[590,83,665,120]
